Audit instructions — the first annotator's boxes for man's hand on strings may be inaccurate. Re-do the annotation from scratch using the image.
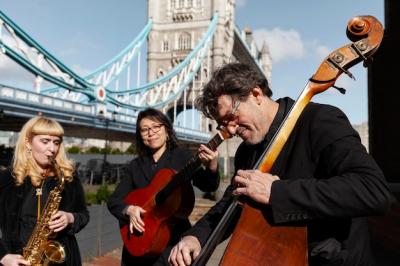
[168,235,201,266]
[233,169,280,204]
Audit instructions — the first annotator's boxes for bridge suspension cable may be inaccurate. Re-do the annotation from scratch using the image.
[0,10,95,100]
[0,10,223,142]
[1,9,218,114]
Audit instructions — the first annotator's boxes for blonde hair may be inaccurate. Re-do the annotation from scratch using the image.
[13,116,75,186]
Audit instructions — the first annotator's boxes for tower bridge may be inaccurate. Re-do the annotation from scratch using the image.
[0,0,271,174]
[1,1,399,262]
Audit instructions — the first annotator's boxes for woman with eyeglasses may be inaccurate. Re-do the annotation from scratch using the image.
[107,108,220,265]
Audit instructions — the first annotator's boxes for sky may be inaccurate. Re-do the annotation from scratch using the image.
[0,0,384,125]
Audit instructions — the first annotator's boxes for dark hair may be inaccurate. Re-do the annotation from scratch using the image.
[135,108,178,156]
[196,63,272,119]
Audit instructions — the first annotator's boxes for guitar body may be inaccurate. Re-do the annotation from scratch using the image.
[120,168,194,257]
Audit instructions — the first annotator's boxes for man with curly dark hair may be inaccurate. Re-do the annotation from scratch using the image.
[168,63,392,266]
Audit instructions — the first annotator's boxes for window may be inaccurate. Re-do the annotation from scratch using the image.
[178,32,191,50]
[163,40,169,51]
[158,69,165,78]
[203,67,208,79]
[171,0,175,9]
[179,0,184,8]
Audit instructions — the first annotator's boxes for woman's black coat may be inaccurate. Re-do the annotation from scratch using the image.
[107,146,220,265]
[0,168,89,265]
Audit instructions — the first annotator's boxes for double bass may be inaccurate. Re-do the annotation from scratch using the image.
[194,15,384,265]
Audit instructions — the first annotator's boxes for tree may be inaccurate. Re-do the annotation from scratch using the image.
[67,146,81,154]
[125,144,136,154]
[86,146,101,154]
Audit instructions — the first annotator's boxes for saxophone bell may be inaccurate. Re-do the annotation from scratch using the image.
[43,241,66,264]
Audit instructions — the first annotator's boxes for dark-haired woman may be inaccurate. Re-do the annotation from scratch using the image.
[107,108,220,265]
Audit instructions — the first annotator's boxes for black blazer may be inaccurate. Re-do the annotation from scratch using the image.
[107,146,220,264]
[185,98,392,266]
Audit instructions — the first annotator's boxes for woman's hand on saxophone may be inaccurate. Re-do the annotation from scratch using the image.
[0,254,30,266]
[49,210,74,232]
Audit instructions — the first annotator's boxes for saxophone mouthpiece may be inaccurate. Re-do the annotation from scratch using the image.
[49,155,65,186]
[48,156,56,164]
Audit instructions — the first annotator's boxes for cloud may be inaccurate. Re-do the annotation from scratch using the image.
[57,32,97,58]
[0,34,45,88]
[0,55,35,87]
[71,64,91,77]
[236,0,247,8]
[303,37,334,61]
[0,31,91,89]
[315,45,331,61]
[0,55,91,90]
[253,27,305,63]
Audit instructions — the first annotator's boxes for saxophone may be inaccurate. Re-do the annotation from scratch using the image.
[23,157,66,266]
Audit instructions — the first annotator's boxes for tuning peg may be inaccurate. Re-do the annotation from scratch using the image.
[332,85,346,94]
[351,42,372,68]
[328,53,356,80]
[345,69,355,80]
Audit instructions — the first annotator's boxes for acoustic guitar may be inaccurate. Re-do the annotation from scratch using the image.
[120,129,231,256]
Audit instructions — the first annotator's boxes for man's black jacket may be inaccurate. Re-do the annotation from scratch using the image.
[184,98,392,266]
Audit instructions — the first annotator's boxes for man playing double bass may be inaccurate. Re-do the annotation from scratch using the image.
[168,63,392,265]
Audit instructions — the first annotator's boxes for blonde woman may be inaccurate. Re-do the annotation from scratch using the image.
[0,116,89,266]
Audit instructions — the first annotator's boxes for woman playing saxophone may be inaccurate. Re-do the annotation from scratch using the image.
[0,116,89,265]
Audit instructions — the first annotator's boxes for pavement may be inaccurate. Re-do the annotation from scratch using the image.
[83,241,228,266]
[83,201,400,266]
[83,249,120,266]
[83,197,226,266]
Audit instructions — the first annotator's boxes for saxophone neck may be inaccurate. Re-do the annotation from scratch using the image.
[49,156,65,188]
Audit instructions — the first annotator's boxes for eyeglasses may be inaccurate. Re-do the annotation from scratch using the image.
[140,124,163,136]
[217,97,241,129]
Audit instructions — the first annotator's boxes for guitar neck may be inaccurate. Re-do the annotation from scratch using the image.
[155,131,226,205]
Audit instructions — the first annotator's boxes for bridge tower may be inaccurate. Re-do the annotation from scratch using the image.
[147,0,236,80]
[147,0,272,177]
[147,0,235,122]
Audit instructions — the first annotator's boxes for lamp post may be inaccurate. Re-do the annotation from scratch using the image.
[102,117,109,182]
[99,110,116,185]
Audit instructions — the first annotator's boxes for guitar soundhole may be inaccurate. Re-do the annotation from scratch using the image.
[133,230,144,237]
[126,229,143,238]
